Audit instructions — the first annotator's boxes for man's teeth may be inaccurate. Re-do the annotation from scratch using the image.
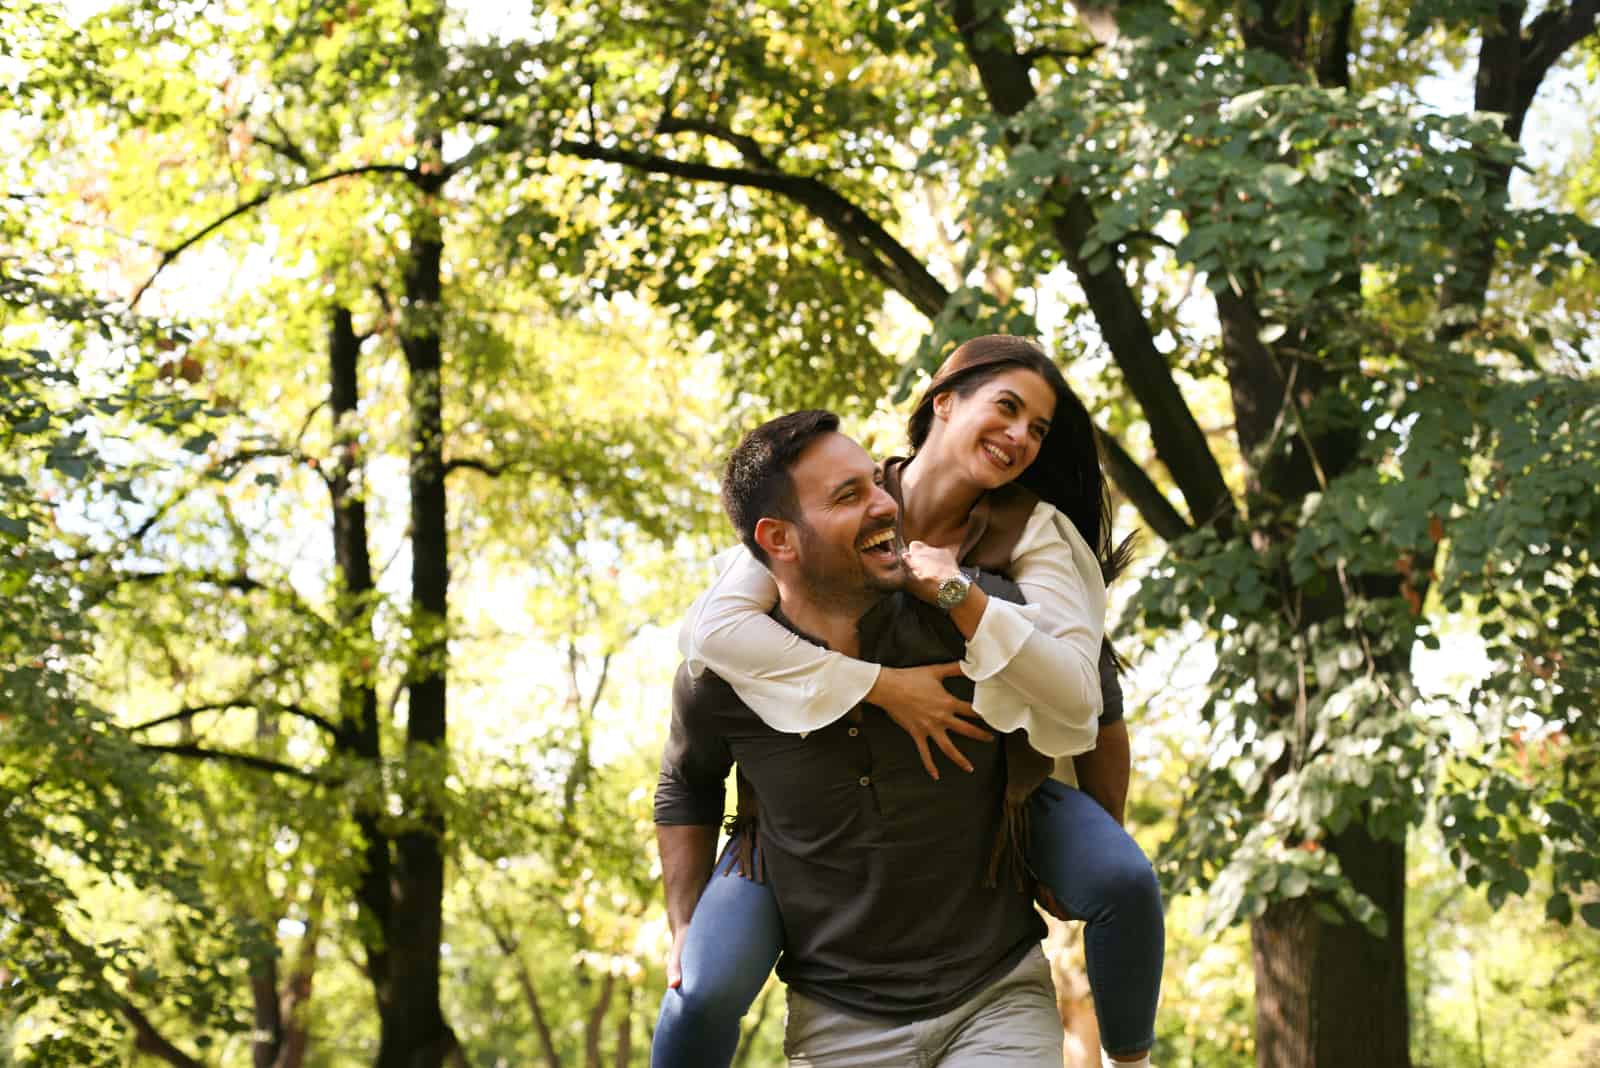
[983,443,1013,467]
[858,529,896,552]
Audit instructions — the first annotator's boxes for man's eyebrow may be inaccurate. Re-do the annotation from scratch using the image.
[827,473,869,498]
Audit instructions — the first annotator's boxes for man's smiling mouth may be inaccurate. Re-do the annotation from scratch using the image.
[857,527,897,556]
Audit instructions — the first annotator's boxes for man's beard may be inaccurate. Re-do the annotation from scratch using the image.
[792,519,902,613]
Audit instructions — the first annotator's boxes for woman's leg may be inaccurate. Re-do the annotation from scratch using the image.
[651,846,784,1068]
[1027,779,1164,1060]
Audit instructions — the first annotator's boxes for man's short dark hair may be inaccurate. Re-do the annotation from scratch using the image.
[721,410,840,566]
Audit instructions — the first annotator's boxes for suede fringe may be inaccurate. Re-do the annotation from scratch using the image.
[722,773,766,883]
[985,796,1033,892]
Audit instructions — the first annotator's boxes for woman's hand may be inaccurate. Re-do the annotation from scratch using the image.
[901,540,963,606]
[867,662,993,779]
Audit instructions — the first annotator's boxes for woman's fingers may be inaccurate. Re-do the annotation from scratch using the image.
[947,716,993,742]
[932,729,975,774]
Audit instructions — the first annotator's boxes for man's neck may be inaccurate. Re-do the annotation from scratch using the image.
[772,582,876,658]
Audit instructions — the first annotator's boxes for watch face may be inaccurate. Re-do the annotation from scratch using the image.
[938,573,971,608]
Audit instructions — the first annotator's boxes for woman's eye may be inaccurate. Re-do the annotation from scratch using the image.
[998,398,1017,413]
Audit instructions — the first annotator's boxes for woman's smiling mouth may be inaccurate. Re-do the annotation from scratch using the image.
[981,442,1015,469]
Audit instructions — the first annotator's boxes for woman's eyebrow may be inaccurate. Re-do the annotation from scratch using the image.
[999,389,1052,429]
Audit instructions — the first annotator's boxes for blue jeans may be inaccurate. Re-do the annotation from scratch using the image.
[651,846,784,1068]
[650,783,1164,1067]
[1027,778,1164,1058]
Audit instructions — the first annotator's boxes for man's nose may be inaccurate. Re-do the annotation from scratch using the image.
[869,484,898,520]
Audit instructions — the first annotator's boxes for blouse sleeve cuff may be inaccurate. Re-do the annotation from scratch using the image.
[730,654,882,734]
[960,598,1042,682]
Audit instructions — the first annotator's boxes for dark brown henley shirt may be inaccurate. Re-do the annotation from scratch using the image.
[654,576,1048,1021]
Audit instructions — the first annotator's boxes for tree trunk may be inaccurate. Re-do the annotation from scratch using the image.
[584,972,617,1068]
[375,185,457,1068]
[249,948,283,1068]
[324,306,400,1048]
[1252,827,1409,1067]
[613,985,634,1068]
[272,891,324,1068]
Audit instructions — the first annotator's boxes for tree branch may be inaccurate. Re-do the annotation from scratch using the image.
[131,163,417,308]
[443,456,511,478]
[656,114,778,170]
[554,137,953,318]
[113,568,264,592]
[1020,43,1100,63]
[126,699,343,739]
[1521,2,1600,112]
[472,886,563,1068]
[138,743,326,782]
[122,992,209,1068]
[1097,428,1192,542]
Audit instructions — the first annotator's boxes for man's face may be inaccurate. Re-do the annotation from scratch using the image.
[784,432,904,606]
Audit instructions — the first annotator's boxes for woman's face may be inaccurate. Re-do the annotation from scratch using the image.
[932,367,1057,490]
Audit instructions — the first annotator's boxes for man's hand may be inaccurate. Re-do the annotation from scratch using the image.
[657,824,717,989]
[667,929,687,990]
[900,541,962,605]
[867,662,993,779]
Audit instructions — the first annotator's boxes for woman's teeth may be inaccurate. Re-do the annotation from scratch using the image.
[982,443,1013,467]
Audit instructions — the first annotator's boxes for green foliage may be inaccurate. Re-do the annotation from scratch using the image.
[1,274,267,1064]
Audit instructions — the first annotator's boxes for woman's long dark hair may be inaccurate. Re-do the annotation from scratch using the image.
[908,334,1130,584]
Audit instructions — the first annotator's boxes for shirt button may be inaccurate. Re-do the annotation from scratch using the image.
[858,775,871,787]
[848,727,860,737]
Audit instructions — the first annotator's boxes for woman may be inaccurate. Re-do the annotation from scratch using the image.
[654,336,1163,1068]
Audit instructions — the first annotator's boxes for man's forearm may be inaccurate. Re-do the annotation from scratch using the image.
[1073,719,1131,825]
[657,823,719,936]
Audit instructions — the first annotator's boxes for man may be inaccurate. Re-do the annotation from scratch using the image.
[655,410,1063,1066]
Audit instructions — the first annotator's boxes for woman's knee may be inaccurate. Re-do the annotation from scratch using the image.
[1088,850,1163,920]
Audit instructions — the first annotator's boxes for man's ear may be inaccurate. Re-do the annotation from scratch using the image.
[753,517,798,562]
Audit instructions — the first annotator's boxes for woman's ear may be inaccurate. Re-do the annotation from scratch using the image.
[933,392,953,420]
[753,517,797,562]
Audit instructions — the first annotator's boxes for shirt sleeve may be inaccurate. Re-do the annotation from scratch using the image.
[962,502,1107,757]
[677,545,880,733]
[654,663,736,827]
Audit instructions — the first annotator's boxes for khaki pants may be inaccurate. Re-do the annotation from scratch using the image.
[784,946,1063,1067]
